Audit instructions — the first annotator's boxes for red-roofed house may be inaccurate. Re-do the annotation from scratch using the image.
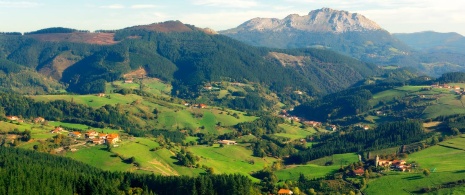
[353,168,365,176]
[50,127,64,134]
[98,133,108,140]
[199,104,207,109]
[106,133,119,144]
[69,131,82,138]
[278,189,293,195]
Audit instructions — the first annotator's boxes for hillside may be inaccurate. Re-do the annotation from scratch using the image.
[0,21,383,101]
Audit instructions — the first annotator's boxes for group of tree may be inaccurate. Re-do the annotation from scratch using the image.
[286,120,428,164]
[0,92,140,134]
[0,147,260,195]
[234,115,284,137]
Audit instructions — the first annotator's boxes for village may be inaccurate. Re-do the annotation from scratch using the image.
[5,115,120,150]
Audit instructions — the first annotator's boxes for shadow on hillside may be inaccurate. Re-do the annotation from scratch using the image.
[454,170,465,173]
[402,175,423,180]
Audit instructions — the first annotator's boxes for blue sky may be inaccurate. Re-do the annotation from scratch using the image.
[1,0,464,35]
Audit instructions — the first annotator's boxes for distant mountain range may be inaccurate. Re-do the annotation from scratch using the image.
[220,8,465,77]
[394,31,465,54]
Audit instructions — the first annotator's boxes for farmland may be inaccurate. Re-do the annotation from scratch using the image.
[364,136,465,194]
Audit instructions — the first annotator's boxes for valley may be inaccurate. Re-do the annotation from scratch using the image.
[1,7,465,194]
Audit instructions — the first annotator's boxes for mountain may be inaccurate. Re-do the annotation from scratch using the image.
[0,20,384,99]
[220,8,411,65]
[394,31,465,54]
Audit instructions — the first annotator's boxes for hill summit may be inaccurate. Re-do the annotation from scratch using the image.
[223,8,382,34]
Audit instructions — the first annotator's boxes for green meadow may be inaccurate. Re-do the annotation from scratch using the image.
[275,153,359,181]
[189,145,277,180]
[364,136,465,194]
[275,123,316,140]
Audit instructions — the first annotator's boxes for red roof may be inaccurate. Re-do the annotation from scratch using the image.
[353,168,365,175]
[278,189,293,194]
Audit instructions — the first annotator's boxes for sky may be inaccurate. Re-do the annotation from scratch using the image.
[1,0,464,35]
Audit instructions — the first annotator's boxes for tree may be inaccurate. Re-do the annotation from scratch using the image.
[423,169,431,177]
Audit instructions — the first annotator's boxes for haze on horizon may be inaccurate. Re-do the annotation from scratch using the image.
[1,0,464,35]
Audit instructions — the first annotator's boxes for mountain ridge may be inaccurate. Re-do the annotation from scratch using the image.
[225,8,382,34]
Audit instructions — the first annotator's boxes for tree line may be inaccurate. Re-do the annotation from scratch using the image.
[0,147,259,195]
[286,120,428,164]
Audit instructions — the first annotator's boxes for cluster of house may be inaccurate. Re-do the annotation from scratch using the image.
[187,103,207,108]
[6,116,46,124]
[352,155,410,176]
[431,83,461,90]
[51,127,120,145]
[279,110,338,131]
[376,155,409,172]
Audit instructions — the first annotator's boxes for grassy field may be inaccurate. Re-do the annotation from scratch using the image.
[66,145,135,172]
[189,145,276,180]
[276,164,340,181]
[364,136,465,194]
[30,94,143,108]
[275,123,315,140]
[275,153,359,181]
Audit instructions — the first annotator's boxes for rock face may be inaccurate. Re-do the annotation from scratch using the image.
[220,8,410,65]
[227,8,382,33]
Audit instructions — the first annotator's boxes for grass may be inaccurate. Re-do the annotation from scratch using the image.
[364,136,465,194]
[189,145,276,180]
[308,153,359,166]
[66,145,135,172]
[275,153,358,182]
[30,94,142,108]
[275,123,315,140]
[199,112,218,134]
[276,164,339,181]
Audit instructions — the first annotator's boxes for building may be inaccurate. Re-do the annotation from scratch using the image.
[124,79,134,83]
[278,189,293,195]
[97,93,106,97]
[199,104,207,109]
[304,121,321,127]
[6,116,19,121]
[353,168,365,176]
[92,138,105,145]
[85,130,99,139]
[50,127,64,134]
[34,117,45,123]
[106,133,120,144]
[218,140,237,145]
[69,131,82,138]
[98,133,108,140]
[326,125,337,131]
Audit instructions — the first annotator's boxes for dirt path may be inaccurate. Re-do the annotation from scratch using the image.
[148,159,179,176]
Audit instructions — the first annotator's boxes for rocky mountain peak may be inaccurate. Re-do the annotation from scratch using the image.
[225,8,382,33]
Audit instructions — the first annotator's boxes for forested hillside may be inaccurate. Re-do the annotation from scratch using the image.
[0,21,383,99]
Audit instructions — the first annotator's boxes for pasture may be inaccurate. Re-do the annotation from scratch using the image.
[189,145,277,180]
[364,136,465,194]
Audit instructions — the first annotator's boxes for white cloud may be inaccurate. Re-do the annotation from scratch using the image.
[100,4,125,9]
[0,1,38,8]
[191,0,258,8]
[131,4,158,9]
